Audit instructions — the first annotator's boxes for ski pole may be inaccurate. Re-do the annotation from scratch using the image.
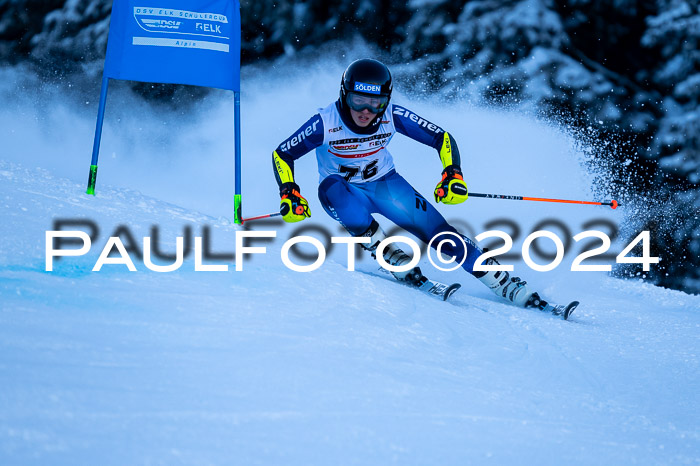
[469,192,619,209]
[242,192,617,224]
[241,211,282,223]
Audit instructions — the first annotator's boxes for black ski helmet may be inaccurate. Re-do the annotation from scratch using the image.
[339,58,392,121]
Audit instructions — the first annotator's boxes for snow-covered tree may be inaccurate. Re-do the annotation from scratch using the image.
[642,0,700,184]
[0,0,62,63]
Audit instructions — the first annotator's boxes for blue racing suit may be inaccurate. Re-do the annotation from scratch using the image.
[272,100,482,274]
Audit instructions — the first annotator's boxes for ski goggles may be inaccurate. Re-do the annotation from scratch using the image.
[346,92,389,113]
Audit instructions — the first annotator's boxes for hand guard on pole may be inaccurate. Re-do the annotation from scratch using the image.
[280,182,311,222]
[434,165,468,205]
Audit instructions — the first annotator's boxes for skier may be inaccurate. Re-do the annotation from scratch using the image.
[271,58,575,318]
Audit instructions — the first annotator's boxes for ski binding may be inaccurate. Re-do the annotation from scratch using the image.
[527,293,579,320]
[378,267,461,301]
[413,275,462,301]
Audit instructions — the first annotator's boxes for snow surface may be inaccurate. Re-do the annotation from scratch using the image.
[0,63,699,464]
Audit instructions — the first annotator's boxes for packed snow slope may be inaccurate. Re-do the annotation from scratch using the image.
[1,62,699,465]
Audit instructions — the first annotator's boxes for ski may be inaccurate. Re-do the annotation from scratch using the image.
[527,293,579,320]
[411,275,462,301]
[555,300,579,320]
[539,300,579,320]
[375,268,461,301]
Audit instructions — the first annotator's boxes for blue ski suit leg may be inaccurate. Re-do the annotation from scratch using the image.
[318,171,482,274]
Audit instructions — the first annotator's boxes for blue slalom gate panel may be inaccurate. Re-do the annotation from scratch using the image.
[104,0,240,91]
